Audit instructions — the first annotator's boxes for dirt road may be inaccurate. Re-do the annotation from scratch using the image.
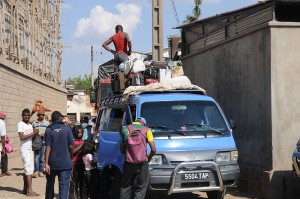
[0,154,259,199]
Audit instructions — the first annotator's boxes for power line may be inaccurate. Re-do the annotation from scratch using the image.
[170,0,180,26]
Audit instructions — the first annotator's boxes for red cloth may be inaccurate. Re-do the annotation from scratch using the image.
[112,32,128,53]
[72,139,84,165]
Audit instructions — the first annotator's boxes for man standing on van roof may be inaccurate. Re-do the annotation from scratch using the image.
[119,117,156,199]
[102,25,132,72]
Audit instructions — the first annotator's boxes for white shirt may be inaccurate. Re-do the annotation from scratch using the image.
[18,121,33,150]
[0,119,6,151]
[82,154,96,170]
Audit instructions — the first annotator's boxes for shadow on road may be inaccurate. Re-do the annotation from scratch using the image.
[15,172,25,176]
[10,168,24,171]
[227,187,262,198]
[146,191,206,199]
[0,186,24,195]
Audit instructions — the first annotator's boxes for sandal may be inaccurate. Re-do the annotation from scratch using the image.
[26,192,40,197]
[3,172,12,176]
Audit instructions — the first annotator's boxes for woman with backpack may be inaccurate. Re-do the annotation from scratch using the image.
[119,117,156,199]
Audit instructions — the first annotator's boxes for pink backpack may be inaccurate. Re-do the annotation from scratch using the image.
[126,125,148,164]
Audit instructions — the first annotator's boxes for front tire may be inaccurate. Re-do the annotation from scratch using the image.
[206,187,226,199]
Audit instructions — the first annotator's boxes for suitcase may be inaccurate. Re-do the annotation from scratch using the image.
[145,78,159,85]
[126,73,144,87]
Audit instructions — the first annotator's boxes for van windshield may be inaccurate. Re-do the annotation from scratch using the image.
[141,101,229,136]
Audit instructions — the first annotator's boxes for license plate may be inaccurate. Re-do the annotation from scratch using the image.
[181,172,209,181]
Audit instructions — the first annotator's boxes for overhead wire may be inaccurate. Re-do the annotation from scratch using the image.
[170,0,180,26]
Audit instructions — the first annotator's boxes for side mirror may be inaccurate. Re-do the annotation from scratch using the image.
[229,119,237,130]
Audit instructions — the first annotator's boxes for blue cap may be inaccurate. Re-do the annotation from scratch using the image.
[136,117,146,125]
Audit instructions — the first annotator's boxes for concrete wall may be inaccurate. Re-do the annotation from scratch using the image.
[182,22,300,198]
[269,22,300,199]
[0,57,67,154]
[67,95,97,124]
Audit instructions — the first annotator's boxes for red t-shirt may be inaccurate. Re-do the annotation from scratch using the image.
[72,139,84,165]
[112,32,128,53]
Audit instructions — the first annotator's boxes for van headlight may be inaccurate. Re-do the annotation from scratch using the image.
[216,151,238,163]
[149,155,163,165]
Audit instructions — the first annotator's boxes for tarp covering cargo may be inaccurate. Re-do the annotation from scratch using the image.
[122,79,206,102]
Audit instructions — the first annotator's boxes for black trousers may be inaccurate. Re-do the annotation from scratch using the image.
[120,161,149,199]
[1,153,8,173]
[69,164,86,199]
[83,169,99,199]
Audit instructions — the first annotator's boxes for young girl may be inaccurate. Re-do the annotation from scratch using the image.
[82,140,99,199]
[69,126,85,199]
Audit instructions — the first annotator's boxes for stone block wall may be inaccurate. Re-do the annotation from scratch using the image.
[0,57,67,155]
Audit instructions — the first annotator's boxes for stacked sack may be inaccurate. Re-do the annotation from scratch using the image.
[118,58,185,88]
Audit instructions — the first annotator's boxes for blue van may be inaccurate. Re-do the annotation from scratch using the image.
[94,89,239,199]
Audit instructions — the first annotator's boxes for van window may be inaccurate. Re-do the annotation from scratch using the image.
[101,108,124,132]
[141,101,228,133]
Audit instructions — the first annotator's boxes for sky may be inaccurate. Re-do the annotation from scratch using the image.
[60,0,258,80]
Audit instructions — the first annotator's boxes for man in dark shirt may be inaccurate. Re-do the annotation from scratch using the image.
[44,111,74,199]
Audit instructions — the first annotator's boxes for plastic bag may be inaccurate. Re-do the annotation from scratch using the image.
[5,142,13,153]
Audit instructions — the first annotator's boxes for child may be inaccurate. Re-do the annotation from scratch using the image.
[69,126,85,199]
[82,140,99,199]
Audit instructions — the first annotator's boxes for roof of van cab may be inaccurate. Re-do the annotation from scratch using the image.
[131,92,215,104]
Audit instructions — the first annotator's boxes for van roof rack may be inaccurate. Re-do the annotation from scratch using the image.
[137,89,206,95]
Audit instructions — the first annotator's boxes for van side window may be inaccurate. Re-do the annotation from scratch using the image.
[131,105,136,121]
[95,109,102,132]
[101,108,124,132]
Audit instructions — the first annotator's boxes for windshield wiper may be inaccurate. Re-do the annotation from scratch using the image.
[184,123,224,136]
[149,125,187,136]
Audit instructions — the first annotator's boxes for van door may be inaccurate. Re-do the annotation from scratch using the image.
[97,105,132,171]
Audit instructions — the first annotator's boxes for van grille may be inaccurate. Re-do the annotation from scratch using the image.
[170,161,183,166]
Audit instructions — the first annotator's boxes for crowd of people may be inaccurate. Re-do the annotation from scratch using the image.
[0,109,156,199]
[0,109,98,198]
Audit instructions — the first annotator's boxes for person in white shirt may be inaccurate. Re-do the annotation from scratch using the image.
[18,108,39,197]
[82,141,99,199]
[0,111,7,176]
[0,111,12,177]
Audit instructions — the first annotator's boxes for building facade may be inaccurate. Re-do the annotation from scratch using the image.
[179,1,300,198]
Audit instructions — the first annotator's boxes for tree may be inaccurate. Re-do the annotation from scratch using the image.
[183,0,203,24]
[66,75,92,95]
[193,0,202,20]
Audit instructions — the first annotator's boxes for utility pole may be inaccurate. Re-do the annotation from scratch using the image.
[152,0,164,61]
[91,45,94,89]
